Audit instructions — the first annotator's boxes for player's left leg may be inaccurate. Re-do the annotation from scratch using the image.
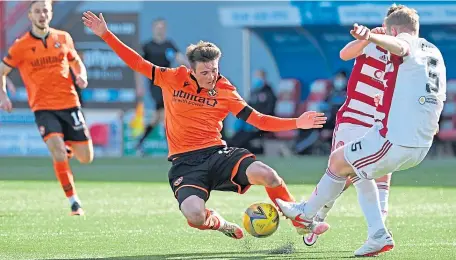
[58,107,92,214]
[69,140,94,164]
[169,148,244,239]
[375,173,391,221]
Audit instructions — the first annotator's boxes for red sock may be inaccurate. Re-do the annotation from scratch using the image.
[187,209,221,230]
[266,180,303,227]
[53,160,76,198]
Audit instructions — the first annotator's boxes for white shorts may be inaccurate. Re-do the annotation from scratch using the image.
[343,123,430,180]
[332,123,370,151]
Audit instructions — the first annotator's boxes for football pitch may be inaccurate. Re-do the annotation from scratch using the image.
[1,156,455,260]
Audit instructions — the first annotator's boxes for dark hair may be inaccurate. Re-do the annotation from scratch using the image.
[186,41,222,70]
[153,18,166,25]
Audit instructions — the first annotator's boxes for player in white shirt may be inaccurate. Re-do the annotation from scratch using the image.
[277,7,446,257]
[303,4,404,247]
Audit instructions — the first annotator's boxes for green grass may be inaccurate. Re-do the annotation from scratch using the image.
[1,157,456,259]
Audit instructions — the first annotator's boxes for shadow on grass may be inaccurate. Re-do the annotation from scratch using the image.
[56,243,354,260]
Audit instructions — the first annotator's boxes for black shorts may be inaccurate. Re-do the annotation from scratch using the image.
[168,146,256,208]
[150,84,164,110]
[34,107,91,143]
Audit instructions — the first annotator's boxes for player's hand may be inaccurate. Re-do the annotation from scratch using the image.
[82,11,108,37]
[371,27,386,35]
[75,76,88,89]
[0,96,13,113]
[296,111,327,129]
[350,23,371,41]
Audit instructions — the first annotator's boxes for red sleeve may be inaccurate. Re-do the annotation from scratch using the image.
[2,40,23,68]
[101,30,153,79]
[228,89,297,132]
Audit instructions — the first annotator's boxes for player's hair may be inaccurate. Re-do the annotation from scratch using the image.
[153,18,166,25]
[29,0,53,11]
[186,41,222,69]
[386,3,406,16]
[385,7,419,33]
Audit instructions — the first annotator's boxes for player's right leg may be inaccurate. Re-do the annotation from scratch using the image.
[35,110,83,216]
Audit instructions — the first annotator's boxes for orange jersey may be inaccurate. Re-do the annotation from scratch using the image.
[2,28,81,111]
[102,31,298,158]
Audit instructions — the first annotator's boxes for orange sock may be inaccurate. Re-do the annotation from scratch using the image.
[187,209,221,230]
[53,160,76,198]
[266,180,303,227]
[265,179,295,206]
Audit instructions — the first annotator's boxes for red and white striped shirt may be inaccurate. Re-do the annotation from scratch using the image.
[336,43,388,128]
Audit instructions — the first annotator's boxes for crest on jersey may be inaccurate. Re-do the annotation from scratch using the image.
[174,176,183,186]
[31,47,36,53]
[208,88,217,97]
[54,42,61,48]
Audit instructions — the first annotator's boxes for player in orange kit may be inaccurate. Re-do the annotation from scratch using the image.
[0,1,93,216]
[83,11,329,239]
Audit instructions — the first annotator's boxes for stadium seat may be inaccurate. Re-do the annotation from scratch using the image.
[273,79,301,140]
[438,79,456,141]
[89,124,110,147]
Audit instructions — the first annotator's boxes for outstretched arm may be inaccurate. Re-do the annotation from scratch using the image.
[244,109,326,132]
[229,90,326,131]
[82,11,153,79]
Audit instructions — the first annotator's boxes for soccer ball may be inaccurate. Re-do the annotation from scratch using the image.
[242,203,280,238]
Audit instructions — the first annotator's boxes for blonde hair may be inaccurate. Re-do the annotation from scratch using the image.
[385,7,419,33]
[386,3,406,16]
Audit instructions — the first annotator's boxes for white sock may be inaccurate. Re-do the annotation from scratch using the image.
[316,199,336,220]
[69,195,80,205]
[376,182,390,221]
[304,168,347,219]
[352,177,386,238]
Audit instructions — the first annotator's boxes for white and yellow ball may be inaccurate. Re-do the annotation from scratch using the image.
[242,203,279,238]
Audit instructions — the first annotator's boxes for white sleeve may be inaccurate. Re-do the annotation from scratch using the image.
[396,33,415,58]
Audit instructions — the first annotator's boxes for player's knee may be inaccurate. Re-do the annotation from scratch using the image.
[246,162,281,187]
[328,149,350,176]
[180,195,206,226]
[185,210,206,226]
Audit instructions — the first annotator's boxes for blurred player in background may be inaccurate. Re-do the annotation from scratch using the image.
[135,18,189,155]
[83,11,329,239]
[0,0,92,216]
[278,6,446,256]
[303,4,404,247]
